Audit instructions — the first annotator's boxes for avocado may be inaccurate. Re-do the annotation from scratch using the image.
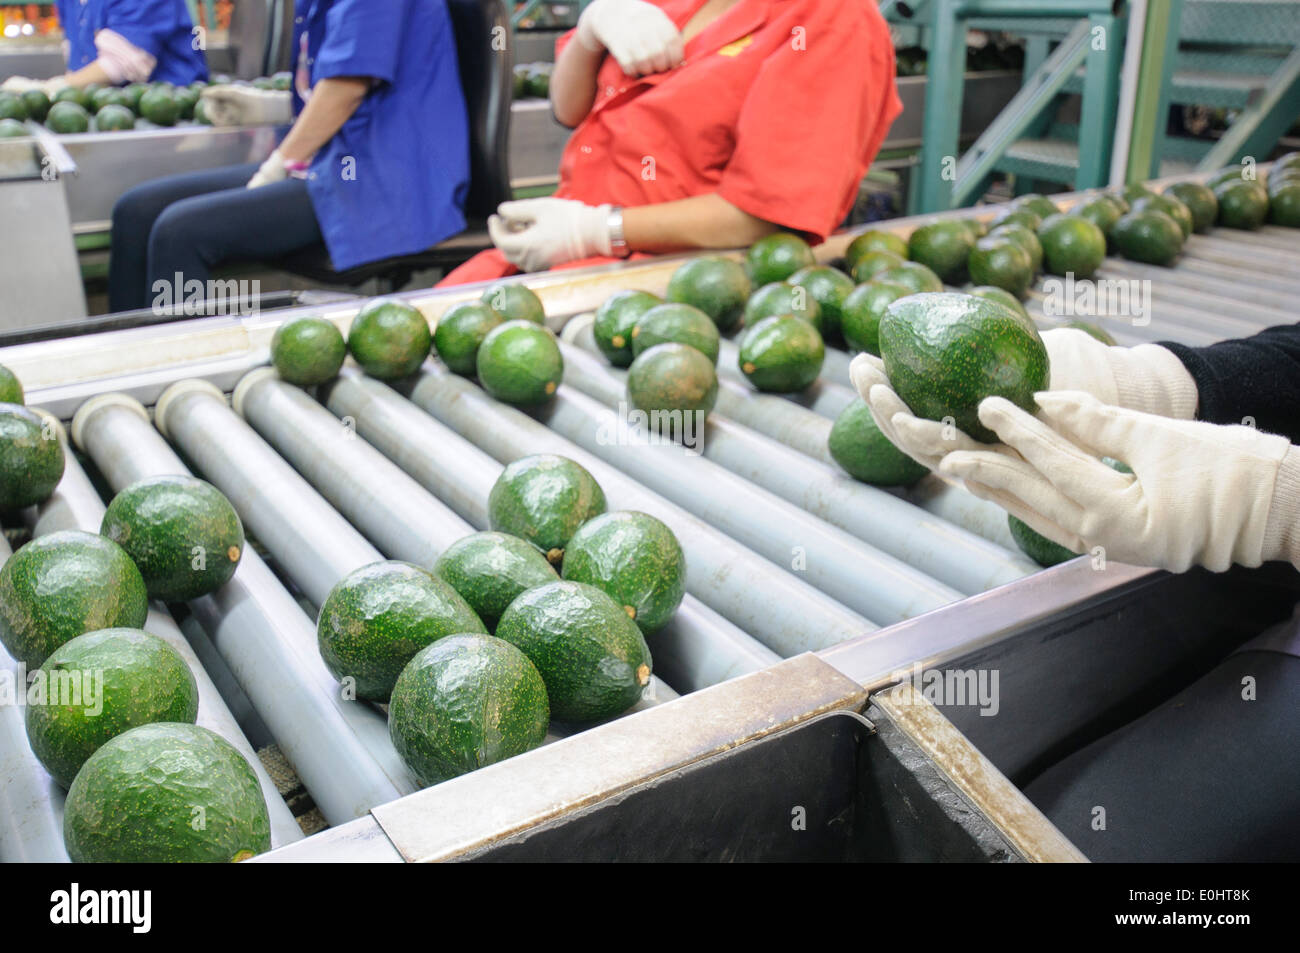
[525,63,552,99]
[789,265,855,342]
[1207,167,1249,189]
[989,206,1042,233]
[907,221,974,285]
[1071,196,1124,247]
[0,531,149,670]
[840,281,911,355]
[561,511,686,634]
[271,315,347,385]
[20,89,49,122]
[317,560,487,702]
[626,343,719,430]
[968,285,1030,320]
[512,65,530,99]
[1163,182,1218,233]
[432,301,502,375]
[0,91,28,121]
[845,230,908,267]
[737,315,824,393]
[1037,213,1107,278]
[90,86,131,113]
[988,222,1044,273]
[879,291,1049,444]
[744,233,816,286]
[1065,321,1117,345]
[476,320,564,405]
[388,634,550,787]
[593,290,661,367]
[0,404,64,508]
[741,282,824,336]
[1269,183,1300,227]
[45,100,90,134]
[631,302,721,364]
[1113,209,1184,265]
[0,364,22,403]
[481,281,546,325]
[495,580,652,723]
[487,455,606,564]
[1013,193,1059,220]
[25,628,199,789]
[849,249,907,284]
[1008,514,1078,567]
[51,86,91,110]
[967,235,1034,297]
[1268,167,1300,195]
[63,723,270,863]
[172,87,199,121]
[192,97,212,125]
[828,397,930,486]
[0,117,27,138]
[873,261,944,295]
[101,475,244,602]
[348,297,432,379]
[270,72,293,92]
[665,256,751,331]
[1214,179,1269,229]
[433,531,558,631]
[92,104,136,132]
[138,87,179,126]
[121,83,147,113]
[1130,194,1194,239]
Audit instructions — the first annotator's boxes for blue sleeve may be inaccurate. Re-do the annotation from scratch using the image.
[101,0,180,58]
[314,0,410,84]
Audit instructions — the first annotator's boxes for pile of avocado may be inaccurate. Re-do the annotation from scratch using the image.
[513,61,554,100]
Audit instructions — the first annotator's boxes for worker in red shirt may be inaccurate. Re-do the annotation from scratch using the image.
[440,0,901,285]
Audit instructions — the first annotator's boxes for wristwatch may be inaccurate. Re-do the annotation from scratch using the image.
[607,206,630,258]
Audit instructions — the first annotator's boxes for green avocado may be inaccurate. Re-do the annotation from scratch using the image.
[0,117,28,138]
[138,86,179,126]
[737,315,825,393]
[1113,209,1184,266]
[593,289,661,367]
[20,89,49,122]
[967,235,1034,297]
[626,343,719,430]
[0,364,23,403]
[1130,194,1194,239]
[432,531,558,631]
[433,301,502,376]
[1007,514,1079,567]
[51,86,92,110]
[840,281,911,355]
[1270,183,1300,227]
[988,206,1042,233]
[967,285,1030,320]
[1214,179,1270,229]
[347,297,432,380]
[45,100,90,134]
[0,404,65,508]
[828,397,929,486]
[101,475,244,602]
[907,221,974,285]
[849,249,907,284]
[744,233,815,286]
[271,316,347,385]
[0,90,28,121]
[1037,213,1107,278]
[1070,196,1125,247]
[561,510,686,634]
[1013,193,1059,220]
[631,302,721,364]
[742,281,824,336]
[475,320,564,405]
[121,83,148,113]
[665,257,751,332]
[317,560,486,702]
[487,454,606,565]
[874,261,944,295]
[845,230,908,267]
[788,265,854,342]
[92,103,136,132]
[481,281,546,325]
[988,222,1044,274]
[495,580,652,723]
[90,86,131,113]
[1163,182,1218,233]
[1065,321,1117,345]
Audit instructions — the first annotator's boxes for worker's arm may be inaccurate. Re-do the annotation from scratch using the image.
[61,29,158,87]
[276,77,372,163]
[623,194,777,251]
[549,36,604,128]
[59,60,115,89]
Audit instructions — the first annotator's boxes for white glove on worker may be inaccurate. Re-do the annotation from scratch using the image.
[247,149,290,189]
[2,75,66,97]
[488,198,614,272]
[936,391,1300,573]
[200,85,293,127]
[576,0,685,76]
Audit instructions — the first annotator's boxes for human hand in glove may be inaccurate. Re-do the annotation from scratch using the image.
[201,85,293,127]
[488,198,614,273]
[2,75,64,96]
[577,0,686,76]
[936,391,1300,573]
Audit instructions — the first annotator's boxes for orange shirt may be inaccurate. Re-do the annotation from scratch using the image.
[441,0,901,286]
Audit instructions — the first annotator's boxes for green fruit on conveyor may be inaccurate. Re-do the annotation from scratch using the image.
[92,104,136,132]
[593,289,661,367]
[873,260,944,295]
[45,101,90,134]
[1071,195,1124,246]
[828,398,929,487]
[1214,179,1269,230]
[433,531,558,631]
[744,233,815,286]
[737,314,824,393]
[0,403,64,508]
[1013,193,1060,220]
[51,86,91,110]
[988,222,1043,273]
[1037,213,1106,278]
[270,71,292,91]
[1008,514,1078,567]
[25,628,199,789]
[0,531,148,670]
[0,364,22,403]
[317,560,486,702]
[561,510,686,634]
[968,285,1030,320]
[789,265,854,342]
[879,291,1049,444]
[1065,321,1117,345]
[742,281,824,336]
[138,86,179,126]
[347,297,432,379]
[665,256,751,332]
[1122,181,1158,203]
[388,633,550,787]
[487,454,606,564]
[967,235,1033,297]
[512,66,529,99]
[626,342,719,427]
[1268,167,1300,195]
[849,249,906,284]
[1274,151,1300,174]
[251,77,275,91]
[63,723,271,863]
[845,229,908,266]
[0,117,27,137]
[90,86,131,113]
[173,87,199,121]
[481,281,546,325]
[0,90,28,121]
[20,88,49,122]
[271,315,346,385]
[121,83,147,112]
[907,220,974,285]
[1112,209,1184,266]
[192,97,211,125]
[525,64,551,99]
[1270,183,1300,227]
[1131,194,1193,239]
[632,302,720,364]
[433,301,502,375]
[989,206,1042,233]
[101,475,244,601]
[495,580,652,723]
[841,281,910,355]
[476,320,564,405]
[1163,182,1218,233]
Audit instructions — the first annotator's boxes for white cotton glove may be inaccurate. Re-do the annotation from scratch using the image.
[3,75,64,96]
[201,85,293,127]
[488,198,614,272]
[576,0,686,76]
[247,149,289,190]
[1041,328,1198,418]
[935,391,1300,573]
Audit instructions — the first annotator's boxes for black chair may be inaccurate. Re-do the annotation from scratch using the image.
[273,0,513,289]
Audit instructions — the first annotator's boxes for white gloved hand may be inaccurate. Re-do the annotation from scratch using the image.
[1041,328,1198,418]
[488,198,613,272]
[936,390,1300,573]
[576,0,685,76]
[247,149,289,190]
[201,85,293,127]
[3,75,65,96]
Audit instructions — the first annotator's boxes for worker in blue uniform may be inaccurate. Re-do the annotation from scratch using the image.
[104,0,470,312]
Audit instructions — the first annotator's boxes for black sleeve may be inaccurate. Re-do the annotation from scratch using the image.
[1159,324,1300,442]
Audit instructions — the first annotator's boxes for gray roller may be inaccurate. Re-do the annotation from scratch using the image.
[557,342,1035,593]
[72,393,414,824]
[319,371,781,688]
[398,363,877,654]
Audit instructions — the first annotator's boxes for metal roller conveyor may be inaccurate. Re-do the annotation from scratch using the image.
[400,364,877,655]
[555,341,1036,594]
[20,426,303,849]
[71,396,415,823]
[246,370,776,693]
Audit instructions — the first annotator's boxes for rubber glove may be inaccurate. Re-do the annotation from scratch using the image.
[488,198,613,272]
[937,391,1300,573]
[576,0,686,76]
[200,85,293,127]
[247,149,289,189]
